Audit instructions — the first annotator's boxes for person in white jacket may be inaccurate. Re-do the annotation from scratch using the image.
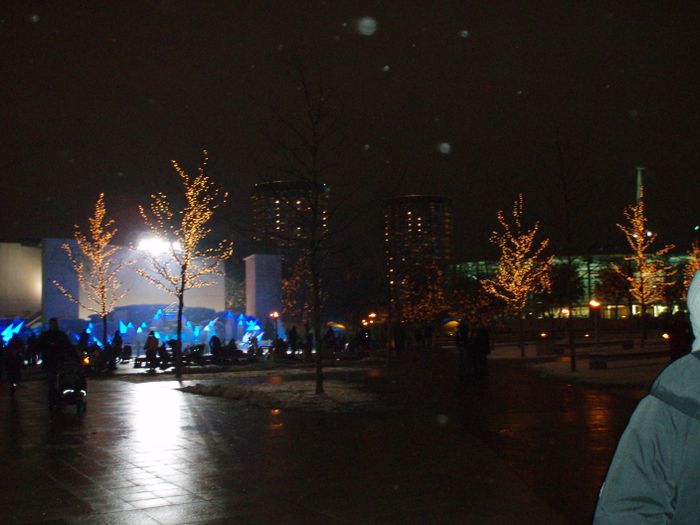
[593,270,700,524]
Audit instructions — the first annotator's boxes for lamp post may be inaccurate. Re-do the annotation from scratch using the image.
[368,312,377,344]
[589,299,601,348]
[270,311,279,340]
[561,307,576,371]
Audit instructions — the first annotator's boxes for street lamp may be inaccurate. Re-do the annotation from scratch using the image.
[589,299,601,347]
[270,311,279,339]
[367,313,377,343]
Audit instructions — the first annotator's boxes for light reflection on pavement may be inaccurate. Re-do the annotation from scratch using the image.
[0,358,641,525]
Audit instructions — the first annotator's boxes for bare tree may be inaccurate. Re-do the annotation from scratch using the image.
[544,121,595,371]
[255,57,356,394]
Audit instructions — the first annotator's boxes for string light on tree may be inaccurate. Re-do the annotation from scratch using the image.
[136,150,233,378]
[481,194,553,357]
[53,193,129,346]
[613,186,675,346]
[398,263,448,324]
[281,250,323,326]
[683,241,700,295]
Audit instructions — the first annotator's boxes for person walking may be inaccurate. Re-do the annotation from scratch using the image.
[668,311,692,362]
[109,330,122,371]
[456,320,470,381]
[0,338,5,382]
[209,334,222,363]
[38,318,71,411]
[473,325,490,379]
[5,335,24,397]
[144,331,159,372]
[593,270,700,524]
[26,332,38,366]
[288,325,298,356]
[304,325,313,362]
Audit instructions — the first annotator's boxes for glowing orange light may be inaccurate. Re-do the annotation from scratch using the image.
[540,332,547,338]
[589,299,601,308]
[662,333,671,340]
[270,408,281,415]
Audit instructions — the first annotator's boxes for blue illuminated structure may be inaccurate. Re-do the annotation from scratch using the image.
[20,306,264,355]
[1,320,24,344]
[94,307,263,353]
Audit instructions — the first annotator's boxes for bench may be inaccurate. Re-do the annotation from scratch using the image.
[589,349,670,369]
[181,353,214,367]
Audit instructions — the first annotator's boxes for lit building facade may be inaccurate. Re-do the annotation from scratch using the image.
[251,180,329,249]
[450,252,692,318]
[383,195,453,300]
[0,240,225,324]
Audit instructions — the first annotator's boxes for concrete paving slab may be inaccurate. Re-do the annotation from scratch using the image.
[0,355,636,525]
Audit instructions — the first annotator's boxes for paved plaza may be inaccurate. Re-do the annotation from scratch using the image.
[0,355,646,524]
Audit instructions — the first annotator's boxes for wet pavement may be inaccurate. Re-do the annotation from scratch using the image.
[385,355,645,525]
[0,355,646,524]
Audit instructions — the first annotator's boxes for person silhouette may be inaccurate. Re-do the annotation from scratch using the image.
[594,270,700,523]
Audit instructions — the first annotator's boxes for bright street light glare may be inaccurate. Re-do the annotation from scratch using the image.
[138,236,181,255]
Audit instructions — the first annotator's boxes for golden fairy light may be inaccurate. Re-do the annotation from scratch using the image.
[684,240,700,293]
[136,150,233,377]
[53,193,129,345]
[281,250,316,324]
[480,194,552,357]
[481,194,553,316]
[398,263,447,324]
[613,186,675,313]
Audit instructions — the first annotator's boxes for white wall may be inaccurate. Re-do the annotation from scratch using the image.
[245,254,281,322]
[0,243,42,318]
[109,249,225,316]
[43,240,225,321]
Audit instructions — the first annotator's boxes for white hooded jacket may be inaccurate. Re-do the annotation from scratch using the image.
[687,270,700,352]
[594,270,700,524]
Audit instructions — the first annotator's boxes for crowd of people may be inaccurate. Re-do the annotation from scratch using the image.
[0,315,492,405]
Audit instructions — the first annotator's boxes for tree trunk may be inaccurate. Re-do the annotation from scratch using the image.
[518,314,525,358]
[639,270,646,349]
[568,310,576,372]
[312,264,323,395]
[386,306,394,365]
[640,299,647,349]
[565,255,577,372]
[176,286,184,379]
[102,313,108,351]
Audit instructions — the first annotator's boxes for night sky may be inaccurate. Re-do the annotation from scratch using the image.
[2,1,699,262]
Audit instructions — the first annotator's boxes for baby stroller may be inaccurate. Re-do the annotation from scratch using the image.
[56,359,87,414]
